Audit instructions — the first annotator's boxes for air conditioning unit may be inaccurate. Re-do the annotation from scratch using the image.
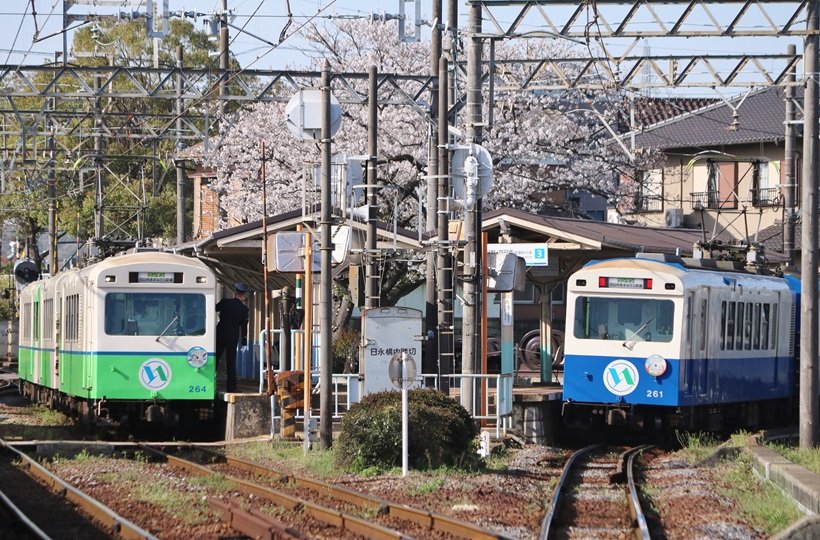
[665,208,683,228]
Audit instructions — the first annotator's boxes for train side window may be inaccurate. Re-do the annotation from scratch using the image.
[22,303,31,340]
[685,296,693,346]
[761,304,770,349]
[720,301,727,350]
[726,302,736,351]
[735,302,744,350]
[753,303,762,350]
[744,302,753,350]
[43,299,53,340]
[770,305,778,350]
[64,294,79,342]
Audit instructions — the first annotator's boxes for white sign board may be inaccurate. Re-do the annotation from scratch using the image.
[487,243,549,266]
[269,227,351,272]
[361,307,422,396]
[285,89,342,141]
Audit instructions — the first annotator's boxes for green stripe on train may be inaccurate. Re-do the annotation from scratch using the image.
[20,349,216,400]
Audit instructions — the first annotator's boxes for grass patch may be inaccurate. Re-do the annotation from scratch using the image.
[675,431,723,464]
[409,477,446,496]
[131,481,211,525]
[225,440,338,479]
[717,453,801,536]
[31,405,71,426]
[190,473,234,491]
[766,442,820,475]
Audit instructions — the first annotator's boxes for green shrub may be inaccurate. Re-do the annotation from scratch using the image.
[335,388,480,472]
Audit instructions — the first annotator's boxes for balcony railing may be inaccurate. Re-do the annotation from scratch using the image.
[750,186,782,207]
[633,194,663,212]
[691,191,717,209]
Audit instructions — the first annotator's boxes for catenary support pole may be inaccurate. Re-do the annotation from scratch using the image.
[800,0,819,449]
[176,46,186,246]
[93,74,104,245]
[784,44,797,267]
[426,0,442,377]
[319,60,333,450]
[261,142,274,397]
[366,66,378,310]
[437,56,453,395]
[219,0,229,117]
[48,53,57,275]
[462,2,483,415]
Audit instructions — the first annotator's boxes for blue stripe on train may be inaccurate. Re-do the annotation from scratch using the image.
[563,354,794,406]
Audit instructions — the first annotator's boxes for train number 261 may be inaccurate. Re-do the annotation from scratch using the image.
[646,390,664,398]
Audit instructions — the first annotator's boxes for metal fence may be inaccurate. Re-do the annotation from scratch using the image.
[251,329,514,435]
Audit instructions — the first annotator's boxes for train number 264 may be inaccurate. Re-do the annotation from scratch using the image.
[188,385,208,393]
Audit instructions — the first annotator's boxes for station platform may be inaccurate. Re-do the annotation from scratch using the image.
[217,376,565,444]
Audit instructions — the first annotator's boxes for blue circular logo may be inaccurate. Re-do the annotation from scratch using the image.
[139,358,172,391]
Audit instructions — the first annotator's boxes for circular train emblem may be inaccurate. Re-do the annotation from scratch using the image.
[603,359,640,396]
[139,358,172,391]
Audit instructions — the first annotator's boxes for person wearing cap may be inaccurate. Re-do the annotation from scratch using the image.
[215,282,250,392]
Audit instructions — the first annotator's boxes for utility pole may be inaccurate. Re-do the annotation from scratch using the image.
[426,0,442,376]
[219,0,229,117]
[461,3,483,414]
[800,0,819,449]
[261,142,274,396]
[366,66,379,310]
[176,45,186,245]
[319,60,333,449]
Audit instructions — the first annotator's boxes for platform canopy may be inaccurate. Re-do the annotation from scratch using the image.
[481,207,761,286]
[174,207,421,293]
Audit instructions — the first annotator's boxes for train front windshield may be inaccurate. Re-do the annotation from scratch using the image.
[574,296,675,343]
[104,292,207,336]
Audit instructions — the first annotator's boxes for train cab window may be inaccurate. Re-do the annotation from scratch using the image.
[573,296,674,343]
[105,292,207,337]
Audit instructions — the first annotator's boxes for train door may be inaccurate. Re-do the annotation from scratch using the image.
[55,292,62,389]
[695,289,709,396]
[683,292,695,396]
[32,296,41,384]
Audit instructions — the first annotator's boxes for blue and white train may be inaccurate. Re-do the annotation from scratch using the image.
[562,254,800,432]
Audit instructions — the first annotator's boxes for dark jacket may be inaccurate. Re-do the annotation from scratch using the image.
[216,297,249,344]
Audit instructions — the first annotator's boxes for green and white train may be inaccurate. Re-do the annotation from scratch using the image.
[17,251,217,429]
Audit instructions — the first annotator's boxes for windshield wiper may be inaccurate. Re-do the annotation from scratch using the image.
[622,316,655,350]
[155,315,179,342]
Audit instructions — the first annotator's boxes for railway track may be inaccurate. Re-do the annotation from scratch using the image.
[0,438,157,540]
[141,443,512,539]
[6,440,512,539]
[539,444,653,540]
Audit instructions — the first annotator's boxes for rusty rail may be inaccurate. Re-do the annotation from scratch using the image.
[209,497,307,540]
[148,443,512,540]
[0,438,159,540]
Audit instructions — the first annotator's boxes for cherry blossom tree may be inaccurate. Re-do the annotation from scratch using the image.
[204,19,658,310]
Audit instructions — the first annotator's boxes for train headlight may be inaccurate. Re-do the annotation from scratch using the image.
[644,354,667,377]
[187,346,208,368]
